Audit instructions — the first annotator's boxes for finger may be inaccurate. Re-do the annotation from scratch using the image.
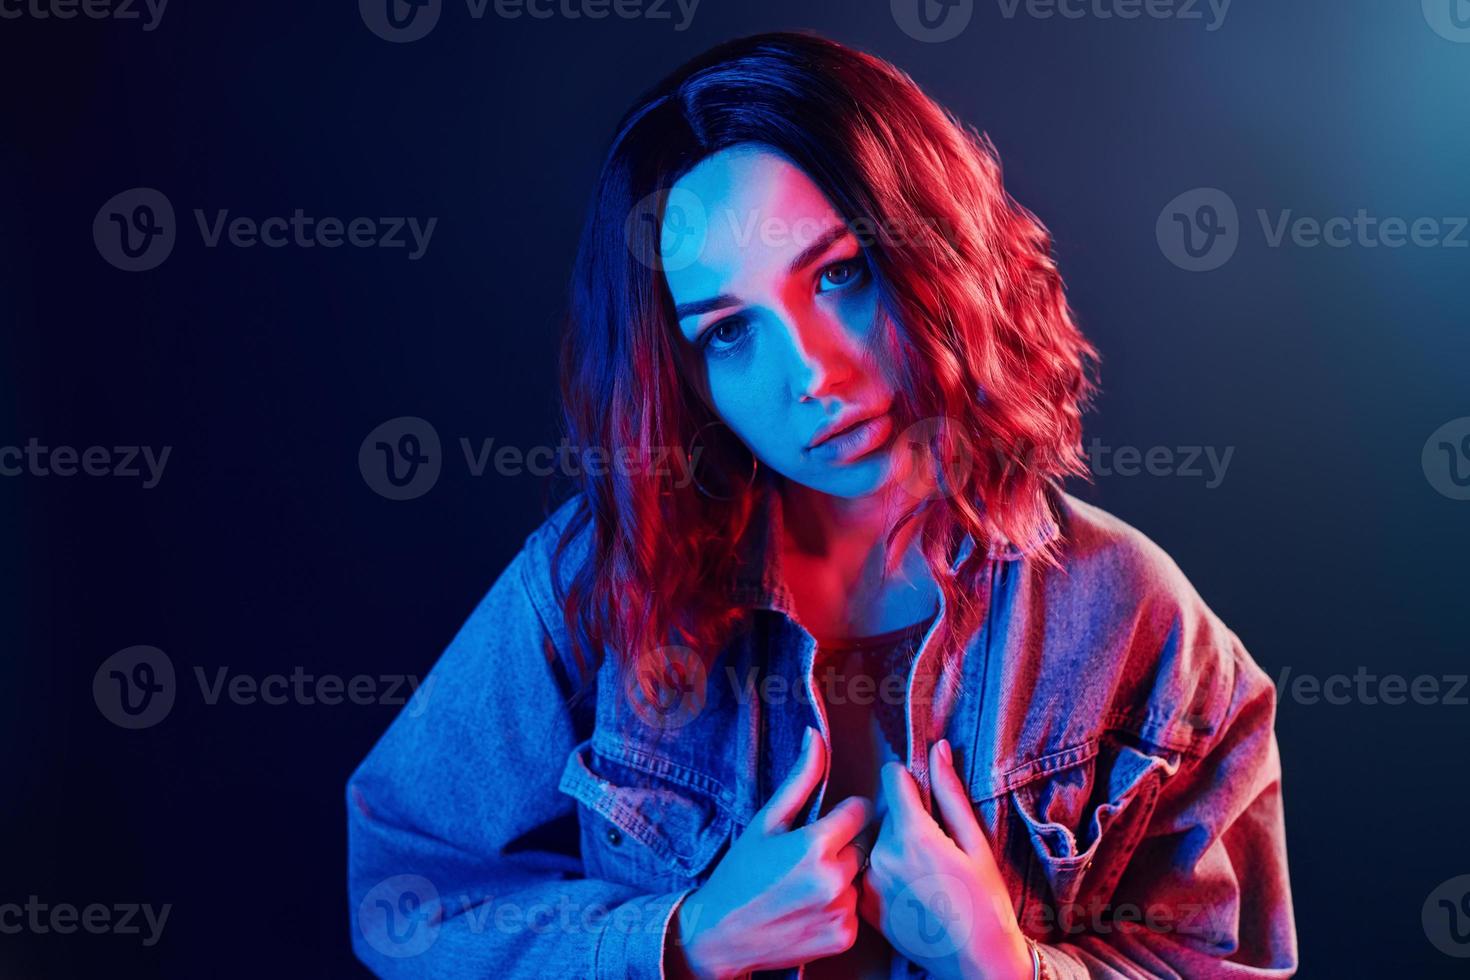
[758,725,825,834]
[879,760,930,836]
[928,738,988,859]
[840,815,880,883]
[832,839,867,882]
[806,794,874,851]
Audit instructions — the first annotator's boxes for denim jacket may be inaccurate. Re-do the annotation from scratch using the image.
[346,486,1299,979]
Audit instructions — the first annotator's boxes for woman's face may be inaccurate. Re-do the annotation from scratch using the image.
[662,144,899,500]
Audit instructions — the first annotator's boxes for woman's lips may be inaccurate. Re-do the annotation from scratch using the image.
[805,410,894,463]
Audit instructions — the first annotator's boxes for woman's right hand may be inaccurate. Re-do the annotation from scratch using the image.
[665,725,874,979]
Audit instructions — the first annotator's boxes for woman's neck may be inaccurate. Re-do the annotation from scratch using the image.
[776,480,940,640]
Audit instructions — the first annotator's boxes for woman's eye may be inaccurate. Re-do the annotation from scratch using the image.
[701,317,748,353]
[818,258,867,292]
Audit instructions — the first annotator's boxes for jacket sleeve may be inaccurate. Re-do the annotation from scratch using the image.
[345,526,698,979]
[1033,635,1299,978]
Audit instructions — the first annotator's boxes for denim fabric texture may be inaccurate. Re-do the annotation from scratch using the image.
[347,486,1298,979]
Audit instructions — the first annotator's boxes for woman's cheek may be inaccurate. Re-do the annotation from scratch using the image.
[834,287,885,353]
[706,341,767,429]
[708,367,794,469]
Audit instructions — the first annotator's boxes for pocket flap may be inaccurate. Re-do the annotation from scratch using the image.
[558,739,732,878]
[1009,738,1176,909]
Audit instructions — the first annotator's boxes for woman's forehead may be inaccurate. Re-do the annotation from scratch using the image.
[663,144,848,297]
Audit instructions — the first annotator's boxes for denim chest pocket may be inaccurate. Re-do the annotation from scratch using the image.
[1007,735,1176,918]
[558,738,733,895]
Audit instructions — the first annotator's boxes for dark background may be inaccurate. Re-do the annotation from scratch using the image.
[4,0,1468,976]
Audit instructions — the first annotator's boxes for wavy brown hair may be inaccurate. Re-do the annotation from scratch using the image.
[552,31,1098,712]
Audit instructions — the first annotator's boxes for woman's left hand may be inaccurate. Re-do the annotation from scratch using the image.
[856,738,1034,980]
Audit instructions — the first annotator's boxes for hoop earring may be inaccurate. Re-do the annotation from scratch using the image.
[687,420,759,500]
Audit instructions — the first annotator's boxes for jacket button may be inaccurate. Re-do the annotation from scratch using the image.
[606,827,622,846]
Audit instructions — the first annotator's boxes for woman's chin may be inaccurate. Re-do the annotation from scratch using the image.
[784,456,894,500]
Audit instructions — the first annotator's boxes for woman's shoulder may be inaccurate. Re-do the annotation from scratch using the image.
[518,491,592,598]
[1040,491,1273,748]
[1048,490,1212,617]
[511,492,594,676]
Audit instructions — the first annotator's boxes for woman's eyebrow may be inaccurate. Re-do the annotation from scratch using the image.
[675,294,740,321]
[674,223,855,322]
[786,223,853,277]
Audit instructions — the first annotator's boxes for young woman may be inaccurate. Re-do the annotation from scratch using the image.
[347,31,1298,980]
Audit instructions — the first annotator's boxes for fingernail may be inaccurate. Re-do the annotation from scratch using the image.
[938,739,952,764]
[803,726,813,748]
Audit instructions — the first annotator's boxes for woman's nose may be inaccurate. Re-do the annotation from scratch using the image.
[781,312,857,402]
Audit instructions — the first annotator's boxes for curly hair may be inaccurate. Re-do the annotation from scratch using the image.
[552,30,1098,713]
